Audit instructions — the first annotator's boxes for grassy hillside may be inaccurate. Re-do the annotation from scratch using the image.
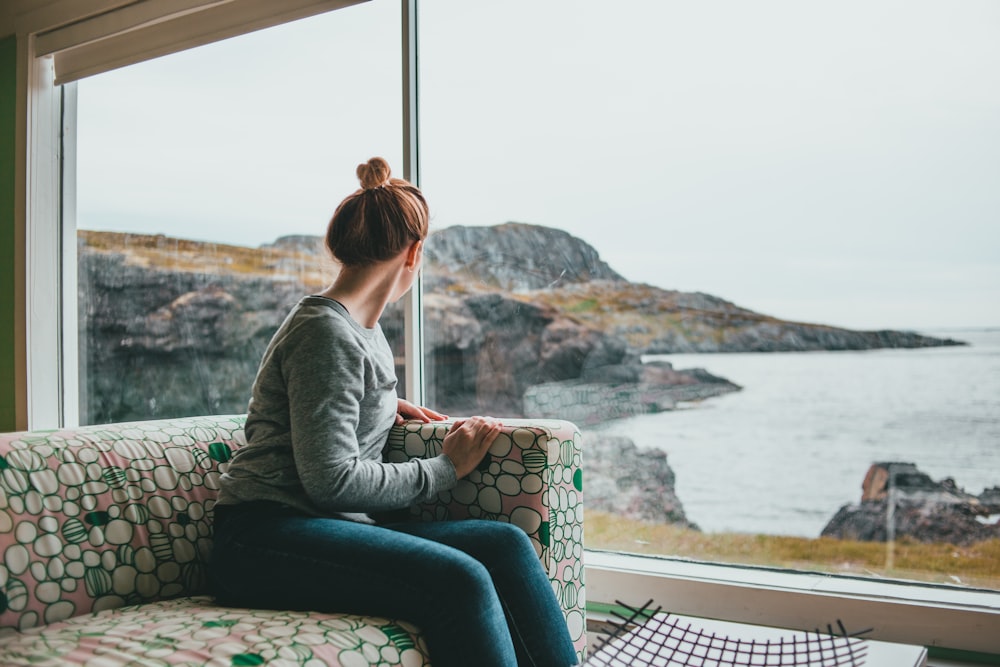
[80,230,334,287]
[528,281,765,350]
[587,510,1000,591]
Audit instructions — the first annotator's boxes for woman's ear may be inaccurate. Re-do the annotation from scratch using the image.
[405,240,423,270]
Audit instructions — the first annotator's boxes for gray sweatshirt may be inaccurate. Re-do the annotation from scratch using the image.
[217,296,457,522]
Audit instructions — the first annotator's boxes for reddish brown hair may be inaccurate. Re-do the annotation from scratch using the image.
[325,157,429,266]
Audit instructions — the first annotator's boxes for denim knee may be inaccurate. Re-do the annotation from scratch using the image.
[468,519,526,543]
[470,521,540,565]
[438,552,497,606]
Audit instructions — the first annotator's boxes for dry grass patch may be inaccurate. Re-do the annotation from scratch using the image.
[80,230,334,287]
[585,510,1000,591]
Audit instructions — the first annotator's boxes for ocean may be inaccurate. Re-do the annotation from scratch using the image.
[590,328,1000,538]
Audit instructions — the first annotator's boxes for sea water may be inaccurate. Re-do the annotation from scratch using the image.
[590,328,1000,537]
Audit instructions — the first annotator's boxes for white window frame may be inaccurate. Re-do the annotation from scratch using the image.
[15,0,371,431]
[21,39,66,430]
[400,0,424,405]
[587,552,999,657]
[11,0,999,659]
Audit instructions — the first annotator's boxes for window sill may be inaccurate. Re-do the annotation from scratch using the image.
[584,549,1000,656]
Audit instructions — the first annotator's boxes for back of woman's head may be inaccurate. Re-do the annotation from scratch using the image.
[325,157,429,266]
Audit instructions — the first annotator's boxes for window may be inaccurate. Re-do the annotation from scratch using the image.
[415,0,1000,638]
[73,1,404,425]
[15,0,999,657]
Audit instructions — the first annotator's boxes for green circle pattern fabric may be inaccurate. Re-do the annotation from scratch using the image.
[385,418,586,650]
[0,415,585,665]
[1,416,245,630]
[1,596,431,666]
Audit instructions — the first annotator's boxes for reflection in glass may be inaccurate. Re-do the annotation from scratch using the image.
[418,1,1000,592]
[75,2,402,424]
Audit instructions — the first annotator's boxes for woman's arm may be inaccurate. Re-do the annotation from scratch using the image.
[283,313,456,514]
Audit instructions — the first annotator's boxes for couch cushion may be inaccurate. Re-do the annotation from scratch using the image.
[0,595,430,666]
[1,416,247,630]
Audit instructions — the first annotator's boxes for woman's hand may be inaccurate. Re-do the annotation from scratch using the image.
[396,398,448,425]
[441,416,503,479]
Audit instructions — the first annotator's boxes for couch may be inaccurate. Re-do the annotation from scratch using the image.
[0,414,585,666]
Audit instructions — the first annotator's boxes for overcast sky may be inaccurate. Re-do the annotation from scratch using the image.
[77,0,1000,331]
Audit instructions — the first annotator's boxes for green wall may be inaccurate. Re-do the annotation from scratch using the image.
[1,35,15,432]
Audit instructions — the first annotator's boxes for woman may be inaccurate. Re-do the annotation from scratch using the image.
[210,157,578,667]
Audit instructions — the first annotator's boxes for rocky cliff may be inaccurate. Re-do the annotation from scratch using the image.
[821,462,1000,545]
[78,223,962,424]
[423,222,625,291]
[423,223,963,354]
[77,224,970,533]
[77,227,732,424]
[585,434,697,527]
[77,233,329,423]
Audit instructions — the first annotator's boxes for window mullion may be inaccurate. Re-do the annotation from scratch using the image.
[24,47,63,430]
[59,81,79,428]
[401,0,423,405]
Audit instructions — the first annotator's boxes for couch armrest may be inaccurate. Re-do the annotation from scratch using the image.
[384,418,586,653]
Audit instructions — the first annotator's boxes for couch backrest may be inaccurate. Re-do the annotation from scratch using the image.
[0,415,246,631]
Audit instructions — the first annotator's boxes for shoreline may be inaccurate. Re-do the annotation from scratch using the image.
[598,331,1000,538]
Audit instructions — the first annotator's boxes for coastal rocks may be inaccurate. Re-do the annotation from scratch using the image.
[424,293,605,416]
[424,222,625,291]
[517,274,964,355]
[77,224,962,425]
[78,245,305,423]
[396,290,739,421]
[821,462,1000,545]
[523,364,740,426]
[638,304,964,354]
[585,434,697,528]
[72,246,720,429]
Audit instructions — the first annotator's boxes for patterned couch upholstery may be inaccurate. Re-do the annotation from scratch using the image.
[0,415,585,666]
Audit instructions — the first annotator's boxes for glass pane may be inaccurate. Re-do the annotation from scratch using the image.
[418,0,1000,592]
[76,1,403,425]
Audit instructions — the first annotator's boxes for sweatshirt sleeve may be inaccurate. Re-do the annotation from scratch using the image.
[281,314,457,513]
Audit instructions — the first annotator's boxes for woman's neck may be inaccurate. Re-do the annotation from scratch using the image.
[318,261,405,328]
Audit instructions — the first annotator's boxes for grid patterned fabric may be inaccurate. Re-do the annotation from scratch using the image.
[587,601,869,667]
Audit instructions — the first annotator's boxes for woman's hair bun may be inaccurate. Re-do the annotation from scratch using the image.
[327,156,428,266]
[357,157,392,190]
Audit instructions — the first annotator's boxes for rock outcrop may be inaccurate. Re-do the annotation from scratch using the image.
[78,243,313,423]
[522,280,965,355]
[79,230,735,424]
[585,434,697,528]
[381,291,737,419]
[78,226,977,538]
[821,462,1000,545]
[524,361,740,426]
[424,222,625,291]
[77,223,963,425]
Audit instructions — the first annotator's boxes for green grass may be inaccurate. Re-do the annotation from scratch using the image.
[586,510,1000,590]
[567,298,600,313]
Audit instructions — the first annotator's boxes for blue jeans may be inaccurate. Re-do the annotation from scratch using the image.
[209,501,578,667]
